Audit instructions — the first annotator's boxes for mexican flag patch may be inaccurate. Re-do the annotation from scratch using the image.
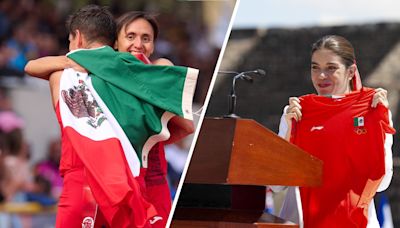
[354,116,364,127]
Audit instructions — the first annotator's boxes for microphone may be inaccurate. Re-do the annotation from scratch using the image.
[239,69,266,83]
[240,69,266,77]
[241,74,253,83]
[219,69,266,76]
[219,69,266,81]
[218,69,266,118]
[255,69,266,75]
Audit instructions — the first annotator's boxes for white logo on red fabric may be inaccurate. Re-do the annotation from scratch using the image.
[149,216,163,224]
[310,126,324,132]
[82,216,94,228]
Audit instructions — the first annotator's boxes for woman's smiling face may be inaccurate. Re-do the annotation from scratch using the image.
[311,48,355,96]
[115,18,155,58]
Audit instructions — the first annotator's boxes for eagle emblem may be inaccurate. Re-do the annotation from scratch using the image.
[61,79,106,128]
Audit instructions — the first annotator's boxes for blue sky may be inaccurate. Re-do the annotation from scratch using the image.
[233,0,400,28]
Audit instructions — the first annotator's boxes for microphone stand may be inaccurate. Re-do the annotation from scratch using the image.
[223,72,244,118]
[219,69,265,118]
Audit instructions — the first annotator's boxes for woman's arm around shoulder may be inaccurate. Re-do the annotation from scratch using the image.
[24,56,70,80]
[25,56,86,80]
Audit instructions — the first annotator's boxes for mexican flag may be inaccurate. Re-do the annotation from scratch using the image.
[60,46,198,227]
[354,116,365,127]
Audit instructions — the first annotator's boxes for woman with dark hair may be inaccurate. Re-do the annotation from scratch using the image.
[113,11,194,228]
[273,35,394,227]
[114,12,160,62]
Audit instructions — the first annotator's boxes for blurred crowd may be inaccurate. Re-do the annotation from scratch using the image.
[0,87,61,206]
[0,0,225,103]
[0,0,67,78]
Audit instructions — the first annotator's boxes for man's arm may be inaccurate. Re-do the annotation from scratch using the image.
[49,71,62,108]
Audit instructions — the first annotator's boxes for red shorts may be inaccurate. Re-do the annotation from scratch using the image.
[56,168,107,228]
[146,184,171,227]
[144,142,172,227]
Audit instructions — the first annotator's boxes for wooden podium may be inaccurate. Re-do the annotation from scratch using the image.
[171,118,322,227]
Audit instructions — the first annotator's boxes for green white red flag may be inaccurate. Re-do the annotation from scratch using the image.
[59,46,198,227]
